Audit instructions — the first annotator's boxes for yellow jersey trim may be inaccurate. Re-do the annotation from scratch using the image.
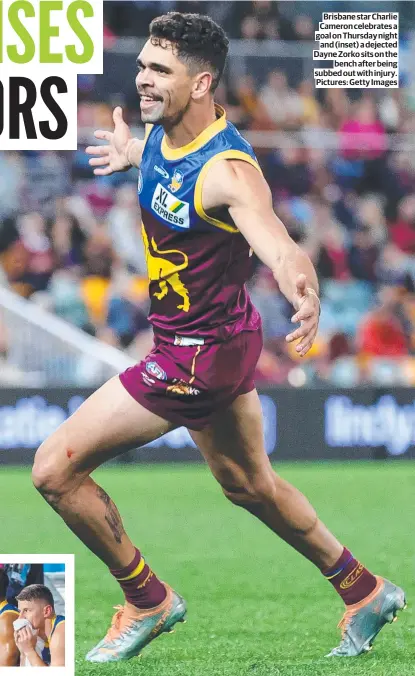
[194,149,263,233]
[161,104,227,161]
[48,615,65,640]
[48,614,57,640]
[0,599,18,616]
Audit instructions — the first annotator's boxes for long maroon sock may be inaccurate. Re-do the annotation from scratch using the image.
[110,548,167,609]
[322,547,378,605]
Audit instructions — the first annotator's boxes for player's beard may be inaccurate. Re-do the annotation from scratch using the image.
[160,97,192,132]
[140,97,165,123]
[140,88,192,128]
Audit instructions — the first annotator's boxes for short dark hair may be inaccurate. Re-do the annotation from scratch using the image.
[16,584,54,608]
[149,12,229,92]
[0,569,8,599]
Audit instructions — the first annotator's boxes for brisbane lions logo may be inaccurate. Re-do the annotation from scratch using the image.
[141,224,190,312]
[168,169,184,193]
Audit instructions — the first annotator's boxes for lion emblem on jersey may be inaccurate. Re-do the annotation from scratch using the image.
[168,169,184,193]
[141,225,190,312]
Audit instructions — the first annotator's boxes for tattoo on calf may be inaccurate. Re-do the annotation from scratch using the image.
[96,486,125,544]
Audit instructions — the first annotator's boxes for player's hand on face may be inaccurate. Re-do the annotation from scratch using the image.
[14,627,36,654]
[285,274,320,357]
[86,106,134,175]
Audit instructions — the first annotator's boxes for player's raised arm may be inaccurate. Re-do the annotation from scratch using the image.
[85,106,145,175]
[203,159,320,357]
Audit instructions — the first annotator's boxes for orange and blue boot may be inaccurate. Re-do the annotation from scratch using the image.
[86,584,187,663]
[327,576,406,657]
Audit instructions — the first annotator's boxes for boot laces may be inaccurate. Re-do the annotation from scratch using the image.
[105,605,134,642]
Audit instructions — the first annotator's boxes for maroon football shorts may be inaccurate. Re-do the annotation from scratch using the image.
[119,327,263,430]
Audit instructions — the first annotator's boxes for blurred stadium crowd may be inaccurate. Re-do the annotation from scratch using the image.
[1,1,415,387]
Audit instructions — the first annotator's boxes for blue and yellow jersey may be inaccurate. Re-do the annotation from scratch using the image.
[41,614,65,666]
[0,599,18,618]
[138,103,262,342]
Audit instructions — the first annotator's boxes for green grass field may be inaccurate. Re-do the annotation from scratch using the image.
[3,461,415,675]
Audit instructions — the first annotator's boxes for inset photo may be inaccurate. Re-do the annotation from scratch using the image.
[0,555,74,672]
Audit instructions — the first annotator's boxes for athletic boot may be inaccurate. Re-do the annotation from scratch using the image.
[86,584,187,662]
[327,576,406,657]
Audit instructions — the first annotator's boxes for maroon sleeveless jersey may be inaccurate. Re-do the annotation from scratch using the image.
[138,104,262,344]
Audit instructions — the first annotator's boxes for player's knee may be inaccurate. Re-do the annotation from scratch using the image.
[32,441,66,498]
[222,474,275,508]
[222,485,255,507]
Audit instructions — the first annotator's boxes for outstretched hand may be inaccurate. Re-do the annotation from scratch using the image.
[85,106,135,176]
[285,274,320,357]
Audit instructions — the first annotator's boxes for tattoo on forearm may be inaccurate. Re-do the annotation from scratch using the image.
[96,486,125,544]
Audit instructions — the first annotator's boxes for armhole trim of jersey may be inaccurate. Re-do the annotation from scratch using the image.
[0,609,19,616]
[194,150,263,233]
[50,617,65,639]
[143,124,154,148]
